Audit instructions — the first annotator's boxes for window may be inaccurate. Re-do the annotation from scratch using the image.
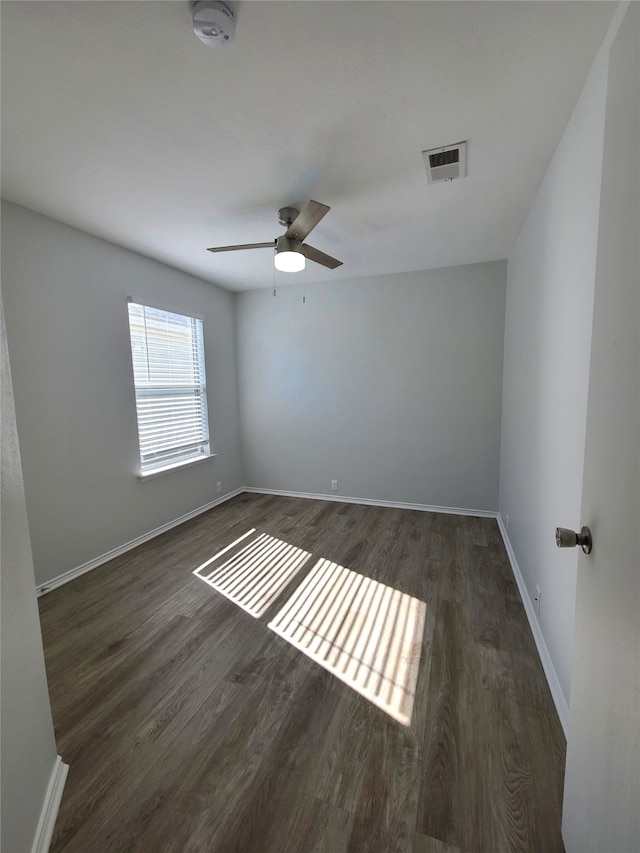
[127,300,210,475]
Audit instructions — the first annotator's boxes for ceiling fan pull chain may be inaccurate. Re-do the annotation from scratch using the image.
[273,250,276,297]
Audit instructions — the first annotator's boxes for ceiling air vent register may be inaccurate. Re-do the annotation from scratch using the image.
[422,142,467,184]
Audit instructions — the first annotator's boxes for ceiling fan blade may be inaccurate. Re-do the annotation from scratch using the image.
[285,200,330,242]
[207,241,274,253]
[301,243,343,269]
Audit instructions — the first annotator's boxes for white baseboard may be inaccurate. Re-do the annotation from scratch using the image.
[32,755,69,853]
[36,489,244,596]
[496,514,570,736]
[243,487,499,519]
[36,486,497,595]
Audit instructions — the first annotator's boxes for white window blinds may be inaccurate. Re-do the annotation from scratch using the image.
[127,301,210,473]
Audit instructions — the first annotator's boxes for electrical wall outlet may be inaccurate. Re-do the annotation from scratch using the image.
[217,481,222,494]
[331,479,338,492]
[534,585,541,615]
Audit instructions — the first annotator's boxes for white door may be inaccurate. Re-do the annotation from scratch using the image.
[562,4,639,851]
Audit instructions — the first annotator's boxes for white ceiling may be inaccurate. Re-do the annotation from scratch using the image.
[1,1,615,292]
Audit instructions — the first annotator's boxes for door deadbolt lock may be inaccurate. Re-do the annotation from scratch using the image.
[555,526,592,554]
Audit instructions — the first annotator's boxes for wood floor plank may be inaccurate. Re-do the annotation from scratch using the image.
[418,598,483,850]
[259,793,354,853]
[414,833,466,853]
[39,494,566,852]
[345,725,421,853]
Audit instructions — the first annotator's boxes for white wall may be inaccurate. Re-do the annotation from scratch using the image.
[499,34,610,710]
[1,201,244,587]
[1,297,59,852]
[236,263,506,512]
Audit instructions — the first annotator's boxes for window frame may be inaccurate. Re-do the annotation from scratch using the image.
[126,297,214,479]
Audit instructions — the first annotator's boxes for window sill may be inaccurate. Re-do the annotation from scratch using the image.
[137,453,217,481]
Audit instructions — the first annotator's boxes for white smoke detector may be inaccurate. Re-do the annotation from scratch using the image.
[191,1,236,47]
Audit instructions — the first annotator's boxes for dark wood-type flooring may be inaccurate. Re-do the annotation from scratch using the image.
[39,494,566,852]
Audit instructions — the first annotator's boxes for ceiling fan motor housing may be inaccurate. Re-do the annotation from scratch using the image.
[278,207,299,228]
[275,235,304,255]
[190,1,236,47]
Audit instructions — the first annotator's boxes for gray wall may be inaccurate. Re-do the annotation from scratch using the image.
[236,263,506,512]
[499,24,609,712]
[1,297,59,852]
[1,201,244,586]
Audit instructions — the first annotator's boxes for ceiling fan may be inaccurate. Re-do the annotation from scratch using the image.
[207,200,342,273]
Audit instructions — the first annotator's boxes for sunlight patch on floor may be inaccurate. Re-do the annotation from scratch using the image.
[193,530,311,618]
[268,559,426,725]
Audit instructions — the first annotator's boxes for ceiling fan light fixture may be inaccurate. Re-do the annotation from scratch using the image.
[275,251,305,273]
[274,236,305,272]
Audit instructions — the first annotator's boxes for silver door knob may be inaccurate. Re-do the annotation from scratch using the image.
[556,526,592,554]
